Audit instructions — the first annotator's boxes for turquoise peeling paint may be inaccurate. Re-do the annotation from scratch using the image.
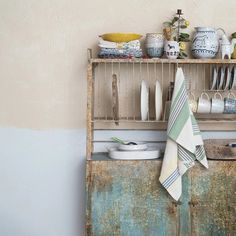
[89,158,178,236]
[179,175,191,236]
[87,155,236,236]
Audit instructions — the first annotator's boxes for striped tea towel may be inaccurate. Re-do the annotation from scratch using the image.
[159,67,208,201]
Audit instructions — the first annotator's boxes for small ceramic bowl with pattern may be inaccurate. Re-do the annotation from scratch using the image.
[145,33,164,58]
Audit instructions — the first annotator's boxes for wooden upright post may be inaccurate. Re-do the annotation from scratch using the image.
[86,49,94,160]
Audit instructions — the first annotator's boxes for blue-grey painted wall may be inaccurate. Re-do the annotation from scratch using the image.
[1,127,236,236]
[0,127,86,236]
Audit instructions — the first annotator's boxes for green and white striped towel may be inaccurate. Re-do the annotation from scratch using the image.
[159,67,208,201]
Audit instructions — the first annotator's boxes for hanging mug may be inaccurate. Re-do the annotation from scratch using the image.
[197,92,211,113]
[224,92,236,114]
[211,92,224,113]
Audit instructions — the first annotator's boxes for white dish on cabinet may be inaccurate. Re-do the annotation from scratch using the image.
[108,147,161,160]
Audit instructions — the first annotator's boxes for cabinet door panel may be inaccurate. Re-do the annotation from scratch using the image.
[190,201,236,236]
[190,162,236,202]
[87,160,179,236]
[189,161,236,236]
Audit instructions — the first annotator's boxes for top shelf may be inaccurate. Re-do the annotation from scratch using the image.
[89,58,236,64]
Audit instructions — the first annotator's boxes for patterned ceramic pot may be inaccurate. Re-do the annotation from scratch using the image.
[191,27,219,59]
[164,41,180,59]
[145,33,164,58]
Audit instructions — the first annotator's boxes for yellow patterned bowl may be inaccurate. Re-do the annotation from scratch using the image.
[100,33,142,43]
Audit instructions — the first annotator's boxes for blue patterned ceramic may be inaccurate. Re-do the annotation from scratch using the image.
[145,33,164,58]
[191,27,219,59]
[146,47,164,58]
[164,41,180,59]
[224,98,236,113]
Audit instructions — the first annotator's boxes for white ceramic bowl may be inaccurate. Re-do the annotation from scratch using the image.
[118,142,148,151]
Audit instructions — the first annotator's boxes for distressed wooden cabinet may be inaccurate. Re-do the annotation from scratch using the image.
[86,155,236,236]
[86,57,236,235]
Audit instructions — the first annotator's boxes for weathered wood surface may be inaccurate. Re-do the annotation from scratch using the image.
[86,158,178,236]
[205,139,236,160]
[190,162,236,236]
[86,63,94,159]
[86,156,236,236]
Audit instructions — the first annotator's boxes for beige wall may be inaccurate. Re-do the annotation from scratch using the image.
[0,0,236,129]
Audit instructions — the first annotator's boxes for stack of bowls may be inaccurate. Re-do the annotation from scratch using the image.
[145,33,164,58]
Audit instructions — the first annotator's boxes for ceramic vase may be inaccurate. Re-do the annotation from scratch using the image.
[164,41,180,59]
[145,33,164,58]
[191,27,219,59]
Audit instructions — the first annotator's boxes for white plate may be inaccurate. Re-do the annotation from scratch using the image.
[141,80,149,121]
[108,147,161,160]
[217,67,225,90]
[210,67,217,90]
[224,67,231,90]
[118,142,148,151]
[155,80,162,120]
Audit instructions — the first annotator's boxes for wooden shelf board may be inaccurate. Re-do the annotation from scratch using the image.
[90,58,236,64]
[93,119,236,131]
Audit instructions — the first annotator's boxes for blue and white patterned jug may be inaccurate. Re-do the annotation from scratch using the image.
[191,27,219,59]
